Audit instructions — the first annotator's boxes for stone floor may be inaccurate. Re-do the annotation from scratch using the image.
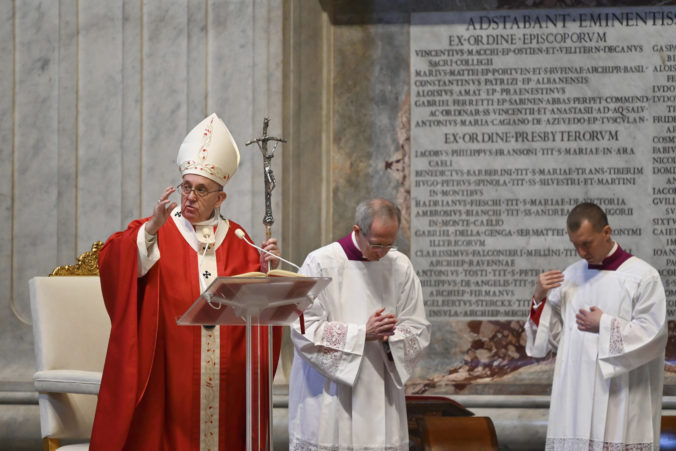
[2,398,673,450]
[0,402,546,451]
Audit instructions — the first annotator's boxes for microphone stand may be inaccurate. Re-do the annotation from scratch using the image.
[235,230,300,271]
[246,118,286,451]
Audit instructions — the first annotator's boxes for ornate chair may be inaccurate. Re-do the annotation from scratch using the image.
[29,242,109,451]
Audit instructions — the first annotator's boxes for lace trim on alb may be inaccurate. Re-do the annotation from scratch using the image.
[316,322,348,374]
[396,325,421,374]
[609,317,624,354]
[545,437,653,451]
[290,436,407,451]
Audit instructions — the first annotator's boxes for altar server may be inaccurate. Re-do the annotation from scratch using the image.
[288,198,431,450]
[526,202,666,450]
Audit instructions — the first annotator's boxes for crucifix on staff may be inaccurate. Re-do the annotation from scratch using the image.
[246,117,287,242]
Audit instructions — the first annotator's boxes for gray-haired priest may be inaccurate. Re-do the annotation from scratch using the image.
[288,198,431,450]
[90,114,282,450]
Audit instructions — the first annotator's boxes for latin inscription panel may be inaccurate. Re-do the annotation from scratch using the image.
[411,7,676,320]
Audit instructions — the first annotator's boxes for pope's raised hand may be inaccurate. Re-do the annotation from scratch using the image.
[146,186,177,236]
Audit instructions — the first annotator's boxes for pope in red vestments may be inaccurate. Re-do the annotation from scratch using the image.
[90,114,282,450]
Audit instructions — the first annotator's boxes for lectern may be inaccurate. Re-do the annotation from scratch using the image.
[178,276,331,451]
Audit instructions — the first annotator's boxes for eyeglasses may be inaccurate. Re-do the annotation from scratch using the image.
[363,235,397,251]
[176,183,221,198]
[368,242,397,251]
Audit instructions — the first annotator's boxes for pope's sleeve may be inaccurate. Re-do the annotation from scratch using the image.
[290,253,366,387]
[92,218,157,449]
[382,259,430,388]
[137,223,161,277]
[598,271,667,379]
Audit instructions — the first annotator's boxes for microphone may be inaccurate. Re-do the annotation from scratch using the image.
[235,229,301,271]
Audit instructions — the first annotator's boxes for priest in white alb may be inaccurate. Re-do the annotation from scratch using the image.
[526,202,667,450]
[288,198,431,451]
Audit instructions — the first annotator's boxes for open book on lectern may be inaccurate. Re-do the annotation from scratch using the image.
[233,268,300,278]
[177,269,331,328]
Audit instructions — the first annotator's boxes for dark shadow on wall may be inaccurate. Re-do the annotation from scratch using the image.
[318,0,676,25]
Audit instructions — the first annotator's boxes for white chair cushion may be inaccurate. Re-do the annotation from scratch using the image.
[57,443,90,450]
[34,370,101,395]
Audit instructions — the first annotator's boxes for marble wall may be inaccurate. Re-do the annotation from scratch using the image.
[0,1,283,443]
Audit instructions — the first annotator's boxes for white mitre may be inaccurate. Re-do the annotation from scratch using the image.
[176,113,240,186]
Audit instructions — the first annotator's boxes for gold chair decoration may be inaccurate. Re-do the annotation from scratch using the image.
[50,241,103,276]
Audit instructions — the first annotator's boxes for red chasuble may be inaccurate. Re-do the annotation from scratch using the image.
[90,217,282,450]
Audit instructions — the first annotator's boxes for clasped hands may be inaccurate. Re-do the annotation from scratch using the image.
[366,308,397,341]
[535,269,603,333]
